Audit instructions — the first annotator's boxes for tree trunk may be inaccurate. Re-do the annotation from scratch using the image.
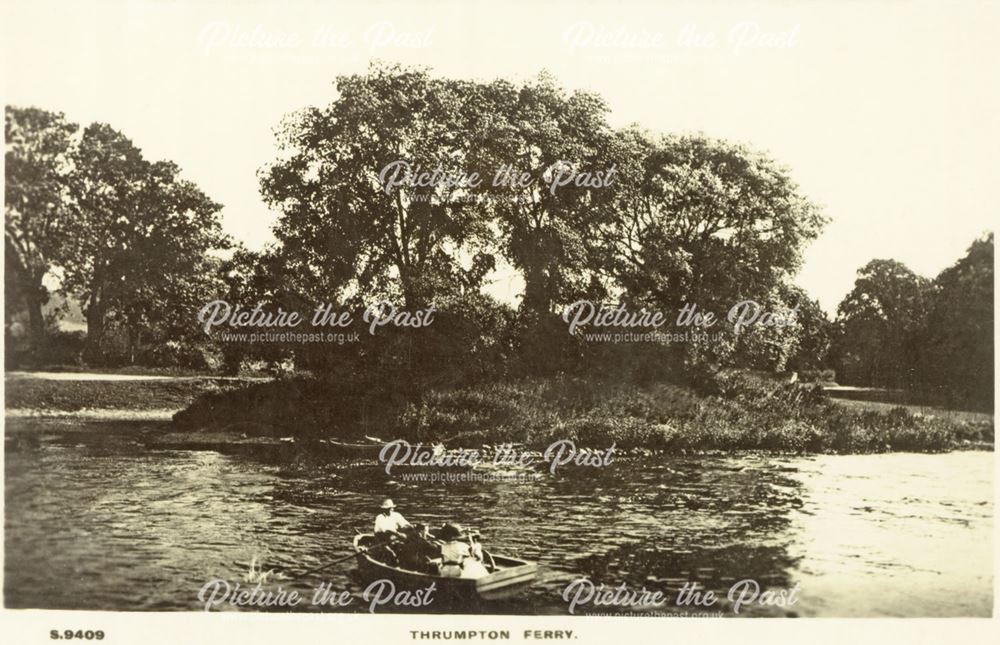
[521,265,551,317]
[127,327,142,365]
[25,281,47,353]
[84,294,105,364]
[399,264,425,310]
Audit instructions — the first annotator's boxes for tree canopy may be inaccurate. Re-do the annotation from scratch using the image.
[5,108,229,366]
[4,106,77,348]
[62,122,229,360]
[260,63,492,310]
[596,131,825,312]
[918,234,994,406]
[834,259,930,387]
[465,72,616,316]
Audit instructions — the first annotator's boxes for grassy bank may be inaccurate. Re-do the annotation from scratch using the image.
[172,372,994,454]
[4,375,247,414]
[830,397,993,425]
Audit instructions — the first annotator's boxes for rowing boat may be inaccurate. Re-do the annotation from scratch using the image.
[320,439,385,456]
[353,533,538,601]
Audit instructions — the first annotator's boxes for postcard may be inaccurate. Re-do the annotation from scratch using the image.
[2,1,997,643]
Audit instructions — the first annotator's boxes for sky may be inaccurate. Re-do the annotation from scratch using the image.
[3,0,998,313]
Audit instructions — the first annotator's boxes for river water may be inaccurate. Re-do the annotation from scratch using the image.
[4,419,993,616]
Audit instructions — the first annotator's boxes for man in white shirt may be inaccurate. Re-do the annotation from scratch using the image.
[373,498,410,538]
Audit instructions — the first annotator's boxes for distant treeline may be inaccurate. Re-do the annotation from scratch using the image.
[830,236,994,410]
[4,64,993,410]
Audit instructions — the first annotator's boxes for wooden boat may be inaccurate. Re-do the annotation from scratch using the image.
[146,434,385,458]
[320,439,385,456]
[353,533,538,601]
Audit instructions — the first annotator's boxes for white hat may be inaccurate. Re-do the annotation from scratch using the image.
[380,498,396,509]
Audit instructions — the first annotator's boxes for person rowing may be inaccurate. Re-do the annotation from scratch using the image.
[373,498,410,539]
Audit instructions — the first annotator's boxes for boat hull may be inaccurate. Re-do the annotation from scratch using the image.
[353,534,537,602]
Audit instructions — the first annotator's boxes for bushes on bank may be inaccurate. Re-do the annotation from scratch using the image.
[173,369,993,454]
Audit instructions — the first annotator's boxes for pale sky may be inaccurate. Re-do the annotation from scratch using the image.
[3,0,998,313]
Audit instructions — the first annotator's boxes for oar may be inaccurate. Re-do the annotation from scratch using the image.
[296,552,357,577]
[482,548,497,572]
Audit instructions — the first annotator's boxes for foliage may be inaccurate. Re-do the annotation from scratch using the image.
[832,237,993,410]
[260,62,492,310]
[11,66,986,402]
[592,131,825,371]
[175,370,992,454]
[916,233,994,408]
[4,106,78,352]
[781,284,833,372]
[595,132,825,314]
[833,259,931,388]
[61,122,230,363]
[5,108,231,368]
[466,73,616,316]
[255,66,830,381]
[213,245,299,373]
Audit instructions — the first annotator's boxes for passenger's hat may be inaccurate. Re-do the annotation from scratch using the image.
[380,498,396,509]
[439,523,463,540]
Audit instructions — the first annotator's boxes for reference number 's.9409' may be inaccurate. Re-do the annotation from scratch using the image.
[50,630,105,640]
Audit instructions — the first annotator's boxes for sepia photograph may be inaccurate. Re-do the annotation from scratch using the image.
[2,0,997,642]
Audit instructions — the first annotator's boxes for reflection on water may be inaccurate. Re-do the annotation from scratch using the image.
[4,419,993,616]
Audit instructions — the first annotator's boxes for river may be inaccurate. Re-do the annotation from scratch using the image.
[4,419,993,616]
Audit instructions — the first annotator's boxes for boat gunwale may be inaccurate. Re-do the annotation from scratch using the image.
[352,533,537,585]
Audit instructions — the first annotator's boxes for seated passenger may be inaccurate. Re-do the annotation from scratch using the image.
[397,524,439,573]
[435,523,490,579]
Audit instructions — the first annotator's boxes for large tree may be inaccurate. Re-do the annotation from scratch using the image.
[466,73,616,317]
[589,130,824,371]
[833,259,930,387]
[918,233,994,407]
[4,106,78,350]
[596,131,825,313]
[63,122,228,361]
[260,63,493,309]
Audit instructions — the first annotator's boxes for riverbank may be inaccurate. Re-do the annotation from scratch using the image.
[4,372,251,419]
[6,370,992,454]
[168,372,994,454]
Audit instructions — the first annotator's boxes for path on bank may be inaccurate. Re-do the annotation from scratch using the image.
[4,371,267,421]
[5,371,268,382]
[823,385,993,424]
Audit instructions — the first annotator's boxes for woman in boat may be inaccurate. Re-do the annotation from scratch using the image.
[435,523,490,579]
